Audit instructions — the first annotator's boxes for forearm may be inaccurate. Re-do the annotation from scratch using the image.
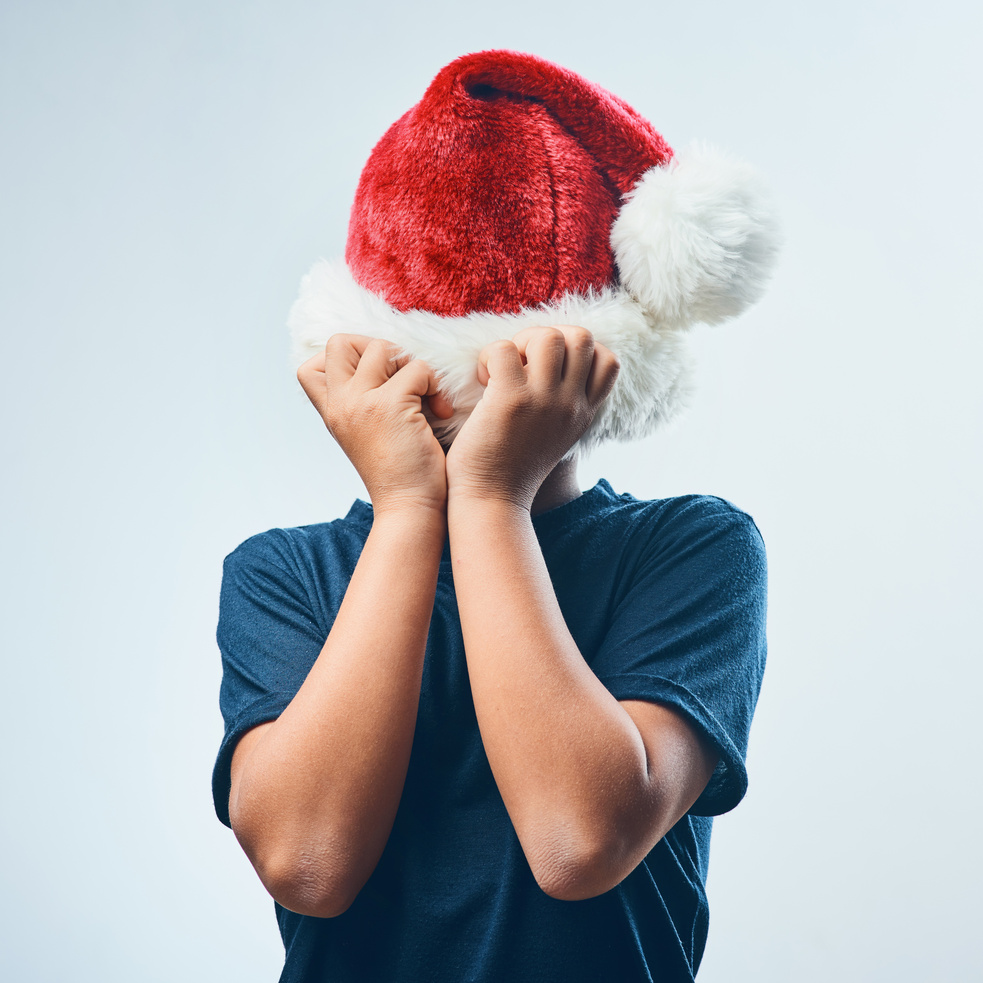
[448,496,663,899]
[230,507,445,916]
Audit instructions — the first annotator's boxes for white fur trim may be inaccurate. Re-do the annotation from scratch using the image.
[611,142,781,328]
[288,260,694,454]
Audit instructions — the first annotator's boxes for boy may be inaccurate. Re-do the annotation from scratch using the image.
[213,50,777,982]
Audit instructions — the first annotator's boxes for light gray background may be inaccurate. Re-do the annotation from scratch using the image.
[2,1,980,980]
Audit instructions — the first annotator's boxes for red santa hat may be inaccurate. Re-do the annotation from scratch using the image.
[289,50,779,451]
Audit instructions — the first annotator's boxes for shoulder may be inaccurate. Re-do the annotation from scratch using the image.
[573,482,765,568]
[628,495,767,597]
[223,505,373,580]
[641,494,766,563]
[616,489,763,539]
[216,509,374,655]
[569,480,760,529]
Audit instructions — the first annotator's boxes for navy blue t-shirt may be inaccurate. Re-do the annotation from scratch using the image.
[213,480,767,982]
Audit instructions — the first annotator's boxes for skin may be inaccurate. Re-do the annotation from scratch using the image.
[229,327,719,917]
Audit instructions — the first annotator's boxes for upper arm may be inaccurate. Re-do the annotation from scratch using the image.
[619,699,719,834]
[212,532,329,828]
[590,501,768,817]
[532,698,719,902]
[228,721,276,834]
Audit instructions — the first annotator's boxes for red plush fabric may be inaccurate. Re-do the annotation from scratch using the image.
[346,50,673,317]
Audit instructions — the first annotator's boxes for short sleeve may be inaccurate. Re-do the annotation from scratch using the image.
[591,498,767,816]
[211,531,328,827]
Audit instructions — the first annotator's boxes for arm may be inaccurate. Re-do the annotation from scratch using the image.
[228,335,451,917]
[447,500,717,900]
[445,327,718,901]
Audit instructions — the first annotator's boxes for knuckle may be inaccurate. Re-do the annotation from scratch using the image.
[365,338,395,363]
[560,394,583,416]
[396,359,427,384]
[594,341,617,364]
[565,325,594,347]
[487,339,517,358]
[567,399,592,427]
[601,353,621,384]
[297,353,322,378]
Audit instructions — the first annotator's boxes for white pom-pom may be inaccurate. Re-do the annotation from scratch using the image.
[610,143,781,328]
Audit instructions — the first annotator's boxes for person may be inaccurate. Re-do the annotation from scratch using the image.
[213,50,778,982]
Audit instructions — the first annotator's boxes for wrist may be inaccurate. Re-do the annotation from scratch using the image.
[446,475,541,517]
[370,498,448,540]
[447,489,535,528]
[368,483,448,521]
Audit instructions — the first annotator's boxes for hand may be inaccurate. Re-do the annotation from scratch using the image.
[297,334,455,516]
[445,326,619,511]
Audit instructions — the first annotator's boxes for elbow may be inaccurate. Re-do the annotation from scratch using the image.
[255,848,364,918]
[526,829,637,902]
[232,814,366,918]
[227,741,377,917]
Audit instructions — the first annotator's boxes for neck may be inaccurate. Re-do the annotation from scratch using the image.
[531,458,581,516]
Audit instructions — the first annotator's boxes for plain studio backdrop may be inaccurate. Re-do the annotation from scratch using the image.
[2,1,980,980]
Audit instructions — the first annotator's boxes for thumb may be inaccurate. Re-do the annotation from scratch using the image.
[428,390,455,420]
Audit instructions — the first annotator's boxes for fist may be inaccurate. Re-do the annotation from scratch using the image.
[297,334,455,515]
[446,325,619,509]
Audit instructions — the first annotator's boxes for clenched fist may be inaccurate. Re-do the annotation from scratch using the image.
[446,326,619,512]
[297,334,455,516]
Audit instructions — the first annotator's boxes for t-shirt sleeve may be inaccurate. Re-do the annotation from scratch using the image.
[211,531,329,828]
[590,498,768,816]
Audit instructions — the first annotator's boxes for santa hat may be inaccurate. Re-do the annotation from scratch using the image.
[289,50,779,451]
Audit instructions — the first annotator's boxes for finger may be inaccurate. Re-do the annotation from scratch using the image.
[322,334,375,390]
[585,342,621,406]
[297,350,326,386]
[382,358,442,401]
[510,326,567,384]
[351,338,400,390]
[296,351,328,410]
[428,389,455,420]
[477,339,526,389]
[386,350,455,417]
[553,325,595,388]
